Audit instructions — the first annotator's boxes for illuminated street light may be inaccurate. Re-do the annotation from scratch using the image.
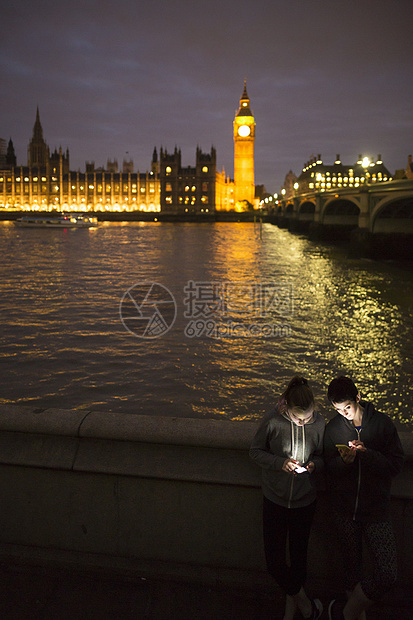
[362,156,371,184]
[362,157,370,168]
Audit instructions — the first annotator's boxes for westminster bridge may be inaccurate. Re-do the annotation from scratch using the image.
[266,179,413,258]
[271,179,413,234]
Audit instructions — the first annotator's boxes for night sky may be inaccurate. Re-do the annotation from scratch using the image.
[1,0,412,193]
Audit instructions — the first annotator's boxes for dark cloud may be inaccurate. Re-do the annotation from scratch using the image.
[1,0,412,191]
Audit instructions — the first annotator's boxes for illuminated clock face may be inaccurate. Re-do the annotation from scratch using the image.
[238,124,251,137]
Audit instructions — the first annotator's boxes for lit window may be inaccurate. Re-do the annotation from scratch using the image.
[202,166,208,173]
[191,186,196,192]
[166,166,172,174]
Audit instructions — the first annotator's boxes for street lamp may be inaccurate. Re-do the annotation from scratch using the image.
[362,157,371,184]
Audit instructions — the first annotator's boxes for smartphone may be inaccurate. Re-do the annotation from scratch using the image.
[336,444,351,453]
[294,465,307,474]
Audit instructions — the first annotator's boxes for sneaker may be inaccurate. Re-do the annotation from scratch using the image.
[306,598,323,620]
[328,598,345,620]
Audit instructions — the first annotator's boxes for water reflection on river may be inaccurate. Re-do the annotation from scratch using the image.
[0,221,412,431]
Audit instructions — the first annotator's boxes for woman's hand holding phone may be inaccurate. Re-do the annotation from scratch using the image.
[336,443,356,463]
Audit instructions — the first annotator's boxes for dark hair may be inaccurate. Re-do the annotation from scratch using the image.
[327,376,358,404]
[279,376,314,412]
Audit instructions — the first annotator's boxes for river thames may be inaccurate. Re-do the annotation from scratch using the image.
[1,220,412,431]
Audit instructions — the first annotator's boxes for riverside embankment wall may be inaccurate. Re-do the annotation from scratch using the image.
[0,405,412,593]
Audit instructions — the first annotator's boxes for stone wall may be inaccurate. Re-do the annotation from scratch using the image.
[0,405,412,593]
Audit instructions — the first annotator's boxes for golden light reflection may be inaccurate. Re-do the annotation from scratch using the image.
[2,221,412,429]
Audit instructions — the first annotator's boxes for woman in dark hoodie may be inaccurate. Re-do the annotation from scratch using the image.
[250,376,325,620]
[324,376,404,620]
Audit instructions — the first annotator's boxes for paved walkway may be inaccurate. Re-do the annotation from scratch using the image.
[0,561,411,619]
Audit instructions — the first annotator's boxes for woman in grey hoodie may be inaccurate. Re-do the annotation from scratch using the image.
[250,376,325,620]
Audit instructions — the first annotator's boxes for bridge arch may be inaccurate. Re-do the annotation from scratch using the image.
[298,200,315,221]
[371,195,413,234]
[321,197,360,226]
[285,202,294,216]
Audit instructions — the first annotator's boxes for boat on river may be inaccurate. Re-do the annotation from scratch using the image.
[14,214,98,228]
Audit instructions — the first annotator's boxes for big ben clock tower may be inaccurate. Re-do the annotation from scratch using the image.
[233,80,255,207]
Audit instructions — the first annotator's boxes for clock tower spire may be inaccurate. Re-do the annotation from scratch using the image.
[233,80,255,207]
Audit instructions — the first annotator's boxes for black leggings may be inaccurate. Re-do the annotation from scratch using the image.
[332,511,398,600]
[263,496,317,596]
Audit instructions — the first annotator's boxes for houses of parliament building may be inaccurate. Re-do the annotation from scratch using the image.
[0,83,258,215]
